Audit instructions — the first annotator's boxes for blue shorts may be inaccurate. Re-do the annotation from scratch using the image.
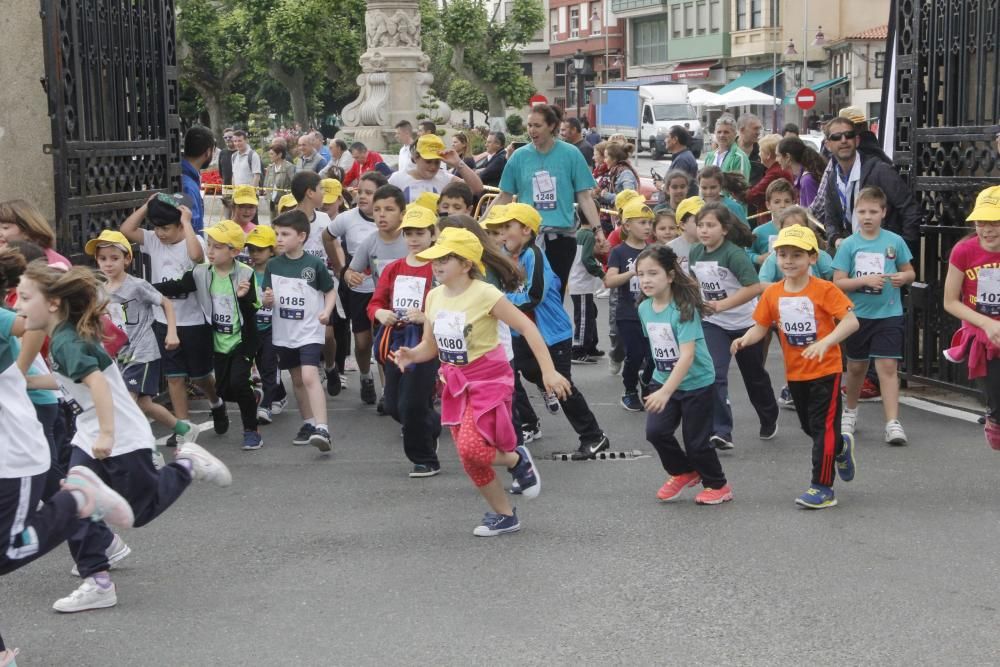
[846,315,904,361]
[275,343,324,371]
[154,322,214,379]
[122,360,161,397]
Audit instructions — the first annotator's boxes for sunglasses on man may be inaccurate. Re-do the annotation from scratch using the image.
[827,130,858,142]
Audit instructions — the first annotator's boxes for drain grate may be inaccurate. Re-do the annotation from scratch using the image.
[549,449,648,461]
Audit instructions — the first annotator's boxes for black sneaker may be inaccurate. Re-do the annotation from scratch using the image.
[292,423,316,446]
[571,433,611,460]
[521,423,541,444]
[211,403,230,435]
[409,464,441,478]
[620,393,643,412]
[325,367,342,397]
[165,432,178,448]
[360,377,377,405]
[759,421,779,440]
[571,349,592,364]
[586,349,606,358]
[309,427,332,453]
[710,434,735,450]
[376,393,386,416]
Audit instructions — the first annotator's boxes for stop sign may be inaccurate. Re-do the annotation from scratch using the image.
[795,88,817,110]
[529,93,548,105]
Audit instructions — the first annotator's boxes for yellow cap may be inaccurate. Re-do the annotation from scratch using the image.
[416,134,446,160]
[838,106,867,124]
[277,194,298,212]
[205,220,246,250]
[321,178,343,204]
[968,186,1000,222]
[400,205,439,230]
[614,189,642,214]
[233,185,259,207]
[621,200,655,221]
[480,204,510,227]
[416,227,485,274]
[413,191,441,213]
[85,229,132,257]
[503,203,543,234]
[772,224,818,252]
[675,196,705,222]
[245,224,277,248]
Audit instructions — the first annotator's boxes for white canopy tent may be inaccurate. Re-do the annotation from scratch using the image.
[687,88,723,107]
[717,86,782,107]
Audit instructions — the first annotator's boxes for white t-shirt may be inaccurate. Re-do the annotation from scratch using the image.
[327,208,377,293]
[232,148,262,186]
[398,144,414,174]
[0,356,50,478]
[304,210,333,264]
[388,169,455,203]
[141,229,208,326]
[668,237,693,275]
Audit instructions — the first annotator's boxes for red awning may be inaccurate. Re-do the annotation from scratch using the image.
[670,60,717,81]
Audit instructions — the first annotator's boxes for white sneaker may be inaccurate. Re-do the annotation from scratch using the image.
[71,534,131,576]
[608,357,623,376]
[178,421,200,445]
[0,648,20,667]
[52,577,117,613]
[62,466,134,529]
[272,397,288,415]
[841,407,858,436]
[176,443,232,487]
[884,419,908,446]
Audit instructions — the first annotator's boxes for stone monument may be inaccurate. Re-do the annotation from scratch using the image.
[340,0,441,150]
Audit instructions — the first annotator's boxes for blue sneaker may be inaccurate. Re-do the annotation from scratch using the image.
[472,510,521,536]
[241,430,263,451]
[510,445,540,499]
[836,433,856,482]
[795,484,837,509]
[292,423,316,446]
[620,392,644,412]
[779,385,795,409]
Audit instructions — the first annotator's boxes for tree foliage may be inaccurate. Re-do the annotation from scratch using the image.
[447,80,489,116]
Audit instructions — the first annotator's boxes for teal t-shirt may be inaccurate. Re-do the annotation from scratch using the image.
[831,229,912,319]
[722,195,747,223]
[638,298,715,391]
[759,249,835,282]
[209,267,242,354]
[0,308,57,405]
[749,221,779,264]
[498,140,596,232]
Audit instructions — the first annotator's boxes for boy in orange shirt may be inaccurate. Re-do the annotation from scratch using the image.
[731,225,860,509]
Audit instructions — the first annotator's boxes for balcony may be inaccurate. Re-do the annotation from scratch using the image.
[730,27,782,59]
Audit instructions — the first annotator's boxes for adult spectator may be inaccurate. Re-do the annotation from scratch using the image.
[180,126,215,234]
[450,133,477,171]
[313,130,331,163]
[746,133,793,214]
[597,142,639,209]
[782,123,800,138]
[230,130,262,187]
[218,128,236,216]
[839,106,892,164]
[495,103,602,297]
[665,125,699,196]
[417,120,436,136]
[263,142,296,217]
[296,134,328,173]
[395,120,416,173]
[475,131,507,188]
[702,115,751,181]
[583,119,601,146]
[388,134,483,203]
[321,139,354,177]
[813,116,922,250]
[777,135,827,208]
[737,112,765,185]
[560,118,594,168]
[342,142,393,187]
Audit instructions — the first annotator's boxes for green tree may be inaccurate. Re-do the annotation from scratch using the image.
[447,79,488,117]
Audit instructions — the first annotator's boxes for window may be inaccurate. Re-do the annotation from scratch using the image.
[696,0,708,34]
[642,106,654,124]
[554,61,567,88]
[684,3,694,36]
[769,0,779,27]
[750,0,762,28]
[736,0,746,30]
[521,62,533,78]
[504,1,513,20]
[590,3,602,35]
[874,51,886,78]
[709,0,721,32]
[559,6,567,32]
[633,15,669,65]
[550,9,558,40]
[671,5,682,37]
[570,7,580,38]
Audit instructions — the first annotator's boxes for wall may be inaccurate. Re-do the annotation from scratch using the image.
[0,2,54,218]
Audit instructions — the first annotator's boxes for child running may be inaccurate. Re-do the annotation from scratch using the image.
[568,217,606,364]
[668,196,703,274]
[16,263,230,613]
[368,205,442,477]
[394,227,572,536]
[245,225,288,425]
[748,178,796,268]
[636,244,733,505]
[942,186,1000,449]
[652,208,678,244]
[732,225,859,508]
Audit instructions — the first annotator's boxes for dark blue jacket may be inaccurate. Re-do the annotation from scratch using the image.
[181,160,205,235]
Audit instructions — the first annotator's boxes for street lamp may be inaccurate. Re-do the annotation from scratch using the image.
[573,49,586,120]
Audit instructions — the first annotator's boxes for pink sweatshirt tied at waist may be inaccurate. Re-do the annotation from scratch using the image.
[943,321,1000,379]
[438,345,516,452]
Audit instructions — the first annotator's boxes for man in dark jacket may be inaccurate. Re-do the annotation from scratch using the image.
[666,126,699,196]
[476,131,508,188]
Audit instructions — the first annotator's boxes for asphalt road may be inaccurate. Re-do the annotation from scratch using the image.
[5,296,998,666]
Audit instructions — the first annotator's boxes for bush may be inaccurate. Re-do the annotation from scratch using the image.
[506,114,524,135]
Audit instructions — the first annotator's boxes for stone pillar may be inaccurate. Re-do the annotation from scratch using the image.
[0,1,54,218]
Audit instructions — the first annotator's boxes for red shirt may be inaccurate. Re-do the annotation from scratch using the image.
[367,257,435,323]
[949,235,1000,317]
[344,151,386,187]
[746,161,794,216]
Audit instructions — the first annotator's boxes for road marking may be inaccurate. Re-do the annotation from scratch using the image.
[899,396,981,423]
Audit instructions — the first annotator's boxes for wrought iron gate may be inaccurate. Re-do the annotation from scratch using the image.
[40,0,181,262]
[891,0,1000,394]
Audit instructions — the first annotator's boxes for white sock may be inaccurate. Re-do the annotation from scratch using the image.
[316,423,328,432]
[210,398,224,408]
[304,417,316,426]
[361,370,373,380]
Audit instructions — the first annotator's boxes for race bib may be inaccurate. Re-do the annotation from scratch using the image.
[532,171,557,211]
[977,268,1000,315]
[212,292,237,334]
[108,303,127,331]
[647,322,680,372]
[275,278,307,321]
[693,261,726,302]
[778,296,817,347]
[855,251,885,295]
[393,275,426,313]
[629,274,641,298]
[433,310,469,365]
[256,305,273,326]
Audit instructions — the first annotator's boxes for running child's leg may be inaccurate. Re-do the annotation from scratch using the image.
[289,368,313,421]
[843,359,869,410]
[618,320,645,394]
[732,332,779,431]
[571,294,584,349]
[677,387,726,487]
[874,358,900,421]
[300,364,328,431]
[645,388,691,475]
[702,322,735,441]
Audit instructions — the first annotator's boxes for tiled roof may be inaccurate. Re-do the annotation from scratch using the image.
[845,24,889,40]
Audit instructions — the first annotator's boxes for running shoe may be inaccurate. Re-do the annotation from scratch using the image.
[472,510,521,536]
[778,385,795,409]
[571,349,593,364]
[210,402,230,435]
[859,377,881,402]
[542,391,561,414]
[795,484,837,509]
[252,386,264,407]
[586,348,606,358]
[986,417,1000,451]
[510,445,540,498]
[272,397,288,415]
[360,377,377,405]
[837,433,856,482]
[242,430,263,451]
[884,419,908,446]
[710,435,735,451]
[409,464,441,478]
[571,433,611,460]
[521,424,541,444]
[176,443,233,487]
[656,471,701,502]
[0,648,19,667]
[841,407,858,436]
[292,423,316,446]
[759,421,779,440]
[52,577,117,613]
[309,427,332,453]
[326,367,342,397]
[256,407,273,425]
[165,432,178,448]
[70,534,131,577]
[62,466,134,529]
[620,392,643,412]
[695,484,734,505]
[177,421,200,445]
[377,393,387,416]
[608,357,623,375]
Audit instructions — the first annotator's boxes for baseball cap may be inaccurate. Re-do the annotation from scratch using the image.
[838,106,867,124]
[503,203,543,234]
[85,229,132,257]
[416,227,485,274]
[400,206,439,230]
[772,224,818,252]
[968,186,1000,222]
[675,196,705,222]
[416,134,446,160]
[147,193,194,226]
[205,220,246,250]
[245,224,277,249]
[621,200,655,221]
[413,191,440,213]
[614,189,642,214]
[233,185,258,206]
[321,178,343,204]
[277,194,298,213]
[480,204,510,227]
